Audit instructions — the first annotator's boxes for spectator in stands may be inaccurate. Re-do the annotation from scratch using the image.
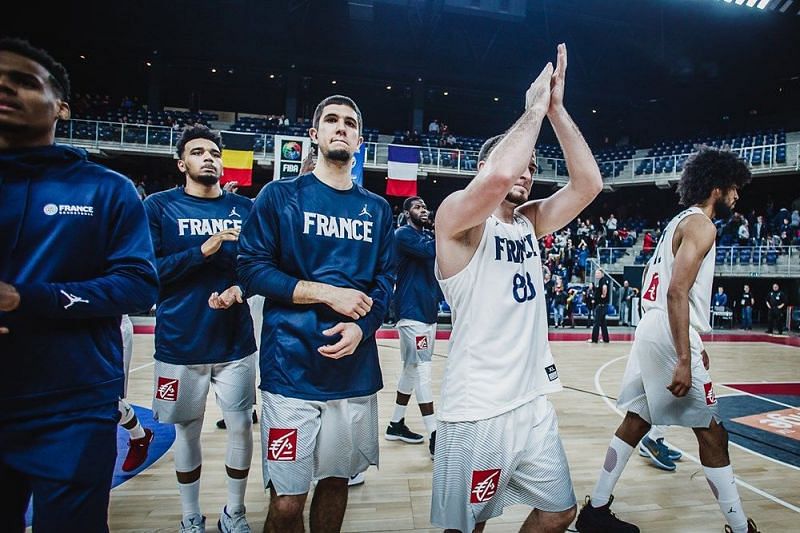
[766,282,786,335]
[712,286,728,309]
[553,283,567,328]
[606,213,618,238]
[136,179,147,200]
[577,220,590,239]
[566,288,577,328]
[619,280,633,326]
[428,118,439,134]
[737,218,750,245]
[407,130,420,145]
[643,231,656,255]
[737,285,755,330]
[791,209,800,229]
[752,215,766,245]
[543,271,555,325]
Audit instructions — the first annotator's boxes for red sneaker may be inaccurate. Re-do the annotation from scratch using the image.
[122,428,153,472]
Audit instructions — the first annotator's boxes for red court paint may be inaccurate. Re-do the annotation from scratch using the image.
[724,383,800,396]
[133,324,799,347]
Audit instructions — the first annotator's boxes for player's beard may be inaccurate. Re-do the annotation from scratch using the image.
[713,198,732,220]
[505,188,527,206]
[324,147,351,163]
[190,172,220,186]
[409,213,428,228]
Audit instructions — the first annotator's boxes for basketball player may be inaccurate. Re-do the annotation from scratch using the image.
[0,38,158,531]
[432,43,603,533]
[118,314,154,472]
[575,147,757,533]
[386,195,439,458]
[145,125,257,532]
[237,94,395,532]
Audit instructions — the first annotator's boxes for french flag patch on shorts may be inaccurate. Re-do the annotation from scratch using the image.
[155,377,178,401]
[267,428,298,461]
[470,468,501,503]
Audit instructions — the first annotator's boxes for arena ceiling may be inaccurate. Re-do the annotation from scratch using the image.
[6,0,800,145]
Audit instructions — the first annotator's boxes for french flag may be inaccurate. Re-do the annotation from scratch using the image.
[386,145,420,197]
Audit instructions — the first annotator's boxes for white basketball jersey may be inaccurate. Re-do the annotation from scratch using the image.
[435,214,561,422]
[640,207,715,334]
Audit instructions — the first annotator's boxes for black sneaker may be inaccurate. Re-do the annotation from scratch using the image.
[575,495,639,533]
[429,431,436,459]
[385,418,424,444]
[725,518,760,533]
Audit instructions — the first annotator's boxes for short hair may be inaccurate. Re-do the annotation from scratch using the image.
[478,133,537,169]
[312,95,363,135]
[676,146,752,206]
[0,38,70,101]
[176,125,221,158]
[403,196,423,211]
[478,134,505,163]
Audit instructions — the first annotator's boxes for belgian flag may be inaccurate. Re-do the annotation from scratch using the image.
[221,132,255,187]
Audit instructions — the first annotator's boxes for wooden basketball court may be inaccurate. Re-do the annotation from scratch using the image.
[109,331,800,532]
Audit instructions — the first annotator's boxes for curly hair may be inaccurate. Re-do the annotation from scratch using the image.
[676,146,751,206]
[175,125,221,158]
[0,37,70,101]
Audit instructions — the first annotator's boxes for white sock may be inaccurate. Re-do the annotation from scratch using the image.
[591,435,635,507]
[128,419,146,440]
[422,414,437,436]
[227,475,248,514]
[704,465,747,533]
[391,403,407,424]
[178,478,201,520]
[648,425,665,441]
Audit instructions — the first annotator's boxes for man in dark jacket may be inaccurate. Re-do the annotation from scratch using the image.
[0,38,158,531]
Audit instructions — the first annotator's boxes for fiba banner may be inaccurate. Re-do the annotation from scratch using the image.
[274,135,312,180]
[351,143,366,186]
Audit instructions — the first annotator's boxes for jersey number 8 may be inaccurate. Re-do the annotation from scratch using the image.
[512,272,536,303]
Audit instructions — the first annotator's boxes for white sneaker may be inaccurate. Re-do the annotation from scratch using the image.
[348,471,365,486]
[218,506,250,533]
[179,514,206,533]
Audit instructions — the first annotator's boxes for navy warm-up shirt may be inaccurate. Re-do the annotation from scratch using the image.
[238,172,395,401]
[0,144,158,422]
[144,187,256,365]
[394,224,440,324]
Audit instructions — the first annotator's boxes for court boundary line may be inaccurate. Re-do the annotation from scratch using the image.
[715,392,800,472]
[594,355,800,514]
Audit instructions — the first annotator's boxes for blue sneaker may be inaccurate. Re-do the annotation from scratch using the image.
[638,436,676,471]
[638,436,681,461]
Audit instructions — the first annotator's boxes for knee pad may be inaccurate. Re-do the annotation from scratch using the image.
[222,410,254,471]
[397,362,418,395]
[416,361,433,404]
[174,417,204,472]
